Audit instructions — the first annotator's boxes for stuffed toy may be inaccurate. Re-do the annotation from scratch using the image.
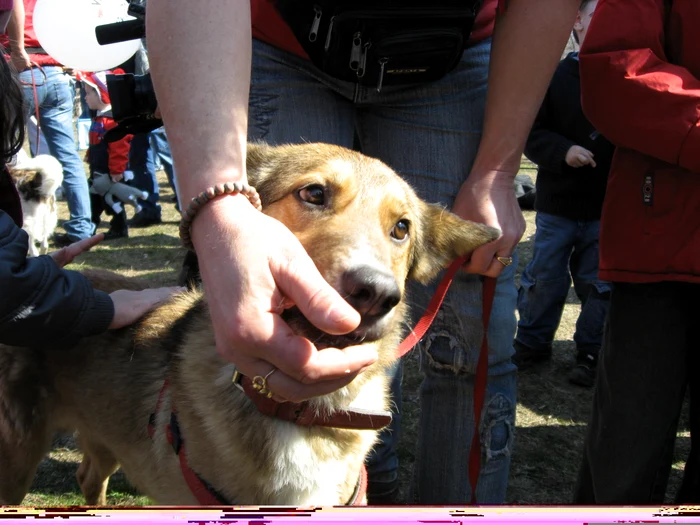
[89,172,149,215]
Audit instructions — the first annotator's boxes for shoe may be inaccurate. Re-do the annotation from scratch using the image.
[512,340,552,370]
[51,233,78,248]
[568,352,598,387]
[103,228,128,241]
[129,211,162,228]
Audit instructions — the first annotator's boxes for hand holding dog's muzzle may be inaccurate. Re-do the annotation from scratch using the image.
[190,196,377,404]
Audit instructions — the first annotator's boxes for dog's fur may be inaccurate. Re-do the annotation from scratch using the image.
[10,154,63,256]
[0,142,498,506]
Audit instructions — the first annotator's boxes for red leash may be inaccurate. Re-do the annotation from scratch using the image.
[395,256,497,505]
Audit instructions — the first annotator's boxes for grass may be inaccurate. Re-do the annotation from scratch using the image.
[16,157,690,506]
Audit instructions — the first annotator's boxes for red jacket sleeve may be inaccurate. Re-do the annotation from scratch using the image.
[579,0,700,173]
[103,119,133,175]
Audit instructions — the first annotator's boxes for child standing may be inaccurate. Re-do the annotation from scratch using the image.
[77,70,134,240]
[513,0,614,387]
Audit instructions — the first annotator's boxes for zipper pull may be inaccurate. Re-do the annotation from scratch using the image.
[376,58,388,93]
[324,16,335,51]
[309,6,322,42]
[349,32,362,71]
[358,42,371,79]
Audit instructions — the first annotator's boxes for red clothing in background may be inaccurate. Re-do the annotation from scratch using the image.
[580,0,700,284]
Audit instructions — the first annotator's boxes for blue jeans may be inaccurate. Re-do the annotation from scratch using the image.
[128,133,161,219]
[150,127,178,205]
[516,212,611,354]
[249,38,517,504]
[19,66,93,240]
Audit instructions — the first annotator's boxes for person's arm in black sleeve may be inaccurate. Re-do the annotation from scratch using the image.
[524,86,575,174]
[0,210,114,347]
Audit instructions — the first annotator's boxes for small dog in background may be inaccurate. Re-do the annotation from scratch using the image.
[10,153,64,256]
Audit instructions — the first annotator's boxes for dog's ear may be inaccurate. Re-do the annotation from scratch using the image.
[15,170,43,197]
[409,203,500,284]
[246,141,273,187]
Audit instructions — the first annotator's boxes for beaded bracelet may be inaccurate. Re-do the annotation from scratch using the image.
[179,181,263,252]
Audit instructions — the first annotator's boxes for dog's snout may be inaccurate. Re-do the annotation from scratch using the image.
[342,266,401,318]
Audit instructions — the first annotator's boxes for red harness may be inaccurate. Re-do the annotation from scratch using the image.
[149,257,496,506]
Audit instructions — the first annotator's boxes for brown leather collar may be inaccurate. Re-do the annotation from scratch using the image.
[231,367,391,430]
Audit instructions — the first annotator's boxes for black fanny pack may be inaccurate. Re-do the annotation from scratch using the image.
[274,0,484,92]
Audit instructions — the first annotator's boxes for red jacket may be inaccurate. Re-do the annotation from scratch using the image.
[579,0,700,284]
[0,0,61,67]
[86,115,132,176]
[251,0,500,57]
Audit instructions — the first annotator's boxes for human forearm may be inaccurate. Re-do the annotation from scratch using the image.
[146,0,252,205]
[7,0,24,50]
[0,215,114,347]
[471,0,579,178]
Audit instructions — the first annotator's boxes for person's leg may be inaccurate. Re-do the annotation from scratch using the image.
[21,67,94,241]
[514,212,576,368]
[356,38,516,504]
[105,208,128,240]
[568,220,611,386]
[575,282,690,504]
[676,284,700,503]
[128,133,162,225]
[149,127,178,207]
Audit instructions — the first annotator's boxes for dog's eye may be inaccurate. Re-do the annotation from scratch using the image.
[298,184,326,206]
[390,220,410,241]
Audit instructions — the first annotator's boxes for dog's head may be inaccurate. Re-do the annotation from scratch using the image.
[247,142,499,363]
[10,154,63,202]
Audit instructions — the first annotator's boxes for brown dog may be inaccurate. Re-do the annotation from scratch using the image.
[0,142,498,506]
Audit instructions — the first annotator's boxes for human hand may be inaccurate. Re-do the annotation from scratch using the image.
[453,169,525,277]
[190,195,376,403]
[50,234,104,268]
[108,286,185,329]
[10,48,30,72]
[565,145,596,168]
[110,173,124,182]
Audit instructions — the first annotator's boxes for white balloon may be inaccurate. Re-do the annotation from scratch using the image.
[33,0,141,72]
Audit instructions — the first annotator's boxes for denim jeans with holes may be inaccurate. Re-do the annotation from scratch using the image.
[516,212,611,356]
[19,66,94,241]
[248,37,517,504]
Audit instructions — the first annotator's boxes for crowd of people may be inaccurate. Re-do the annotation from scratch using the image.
[0,0,698,506]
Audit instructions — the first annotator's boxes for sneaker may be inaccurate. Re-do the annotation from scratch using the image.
[568,352,598,387]
[512,340,552,370]
[103,228,129,241]
[129,211,162,228]
[51,233,78,248]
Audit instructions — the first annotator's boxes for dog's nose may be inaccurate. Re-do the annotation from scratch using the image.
[342,266,401,318]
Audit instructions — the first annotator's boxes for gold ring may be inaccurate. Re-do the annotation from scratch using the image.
[251,367,277,398]
[496,256,513,267]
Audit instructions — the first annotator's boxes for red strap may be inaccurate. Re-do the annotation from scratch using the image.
[469,276,497,505]
[395,255,469,359]
[394,255,497,505]
[175,441,225,506]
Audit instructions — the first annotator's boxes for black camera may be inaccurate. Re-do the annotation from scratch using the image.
[105,72,157,126]
[94,0,161,141]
